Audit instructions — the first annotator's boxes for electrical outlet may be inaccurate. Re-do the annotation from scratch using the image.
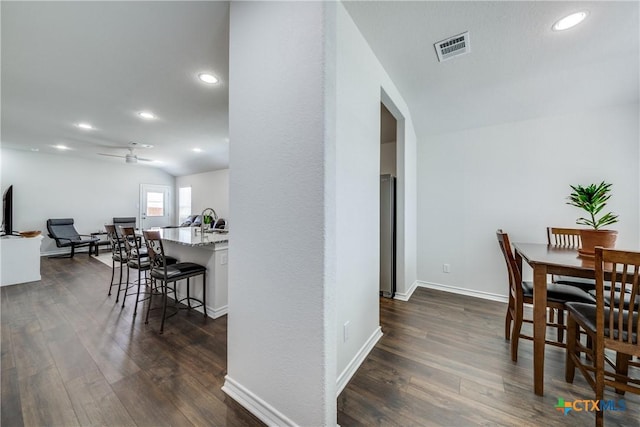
[343,321,350,343]
[443,263,451,273]
[220,253,228,265]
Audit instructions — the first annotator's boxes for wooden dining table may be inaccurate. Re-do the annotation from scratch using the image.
[512,242,600,396]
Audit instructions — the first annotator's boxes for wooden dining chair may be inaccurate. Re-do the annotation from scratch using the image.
[547,227,582,247]
[496,230,596,361]
[565,247,640,427]
[547,227,596,292]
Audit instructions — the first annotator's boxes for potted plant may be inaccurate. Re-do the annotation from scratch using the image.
[566,181,619,257]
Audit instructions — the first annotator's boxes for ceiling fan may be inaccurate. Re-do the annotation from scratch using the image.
[98,144,154,164]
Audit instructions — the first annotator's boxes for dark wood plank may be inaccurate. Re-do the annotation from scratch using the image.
[18,365,80,426]
[338,288,640,426]
[3,256,638,426]
[1,256,263,426]
[64,370,136,426]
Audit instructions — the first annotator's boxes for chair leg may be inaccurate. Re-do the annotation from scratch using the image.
[565,315,577,383]
[133,268,142,316]
[108,258,116,296]
[614,353,630,395]
[510,308,523,362]
[594,332,605,427]
[70,244,75,258]
[186,278,192,309]
[160,282,169,334]
[122,266,130,308]
[115,261,124,303]
[557,309,564,343]
[145,279,156,325]
[505,297,513,340]
[202,271,207,319]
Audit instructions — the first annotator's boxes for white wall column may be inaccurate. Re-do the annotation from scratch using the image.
[224,2,337,426]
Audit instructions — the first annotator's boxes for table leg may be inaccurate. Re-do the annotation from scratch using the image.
[533,264,547,396]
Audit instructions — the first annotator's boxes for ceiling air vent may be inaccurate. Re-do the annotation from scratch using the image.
[434,31,470,62]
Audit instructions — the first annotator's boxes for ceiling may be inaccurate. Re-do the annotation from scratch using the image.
[2,2,638,177]
[344,1,639,137]
[1,1,230,177]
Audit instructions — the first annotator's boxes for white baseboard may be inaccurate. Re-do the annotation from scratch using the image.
[336,326,383,396]
[416,280,508,304]
[393,280,418,301]
[222,375,297,427]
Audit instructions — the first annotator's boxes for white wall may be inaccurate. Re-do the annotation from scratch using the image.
[417,103,640,297]
[335,3,418,387]
[1,148,175,253]
[225,2,337,426]
[176,169,229,222]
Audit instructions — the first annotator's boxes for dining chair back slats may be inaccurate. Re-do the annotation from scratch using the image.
[496,230,523,303]
[547,227,597,292]
[547,227,582,247]
[596,250,640,346]
[565,247,640,427]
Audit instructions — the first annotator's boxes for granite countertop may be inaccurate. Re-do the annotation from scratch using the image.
[159,227,229,247]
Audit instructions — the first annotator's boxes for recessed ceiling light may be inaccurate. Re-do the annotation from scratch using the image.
[30,148,39,152]
[198,73,219,84]
[552,11,589,31]
[192,148,203,153]
[138,111,156,120]
[54,145,70,150]
[76,122,94,130]
[140,144,154,148]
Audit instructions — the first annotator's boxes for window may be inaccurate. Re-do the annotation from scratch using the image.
[178,187,192,223]
[146,192,164,217]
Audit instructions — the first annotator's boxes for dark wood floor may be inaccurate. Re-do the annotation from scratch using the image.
[2,256,639,426]
[1,255,263,427]
[338,289,640,427]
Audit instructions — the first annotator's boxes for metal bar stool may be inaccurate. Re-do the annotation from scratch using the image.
[120,226,152,316]
[104,224,128,302]
[142,230,207,334]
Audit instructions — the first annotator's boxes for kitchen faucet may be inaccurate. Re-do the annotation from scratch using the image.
[200,208,218,235]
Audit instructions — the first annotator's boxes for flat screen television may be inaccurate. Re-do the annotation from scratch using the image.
[2,185,13,236]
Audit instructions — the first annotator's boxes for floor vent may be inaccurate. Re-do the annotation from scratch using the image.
[434,31,470,62]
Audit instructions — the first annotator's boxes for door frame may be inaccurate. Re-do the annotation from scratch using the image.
[139,184,172,229]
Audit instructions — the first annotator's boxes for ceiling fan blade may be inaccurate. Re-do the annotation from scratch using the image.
[98,153,126,158]
[136,156,154,162]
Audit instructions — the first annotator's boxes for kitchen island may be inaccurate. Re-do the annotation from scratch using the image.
[159,228,229,318]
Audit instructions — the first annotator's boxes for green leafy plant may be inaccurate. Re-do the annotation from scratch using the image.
[566,181,619,230]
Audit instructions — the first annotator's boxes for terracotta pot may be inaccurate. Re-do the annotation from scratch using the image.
[578,229,618,258]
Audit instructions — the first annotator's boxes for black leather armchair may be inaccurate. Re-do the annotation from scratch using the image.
[46,218,99,258]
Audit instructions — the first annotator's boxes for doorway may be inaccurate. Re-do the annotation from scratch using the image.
[380,102,398,298]
[139,184,172,229]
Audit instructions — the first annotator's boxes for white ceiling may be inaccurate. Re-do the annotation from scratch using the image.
[2,1,230,177]
[2,2,638,177]
[343,1,639,137]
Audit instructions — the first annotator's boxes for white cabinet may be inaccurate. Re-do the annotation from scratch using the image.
[0,235,43,286]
